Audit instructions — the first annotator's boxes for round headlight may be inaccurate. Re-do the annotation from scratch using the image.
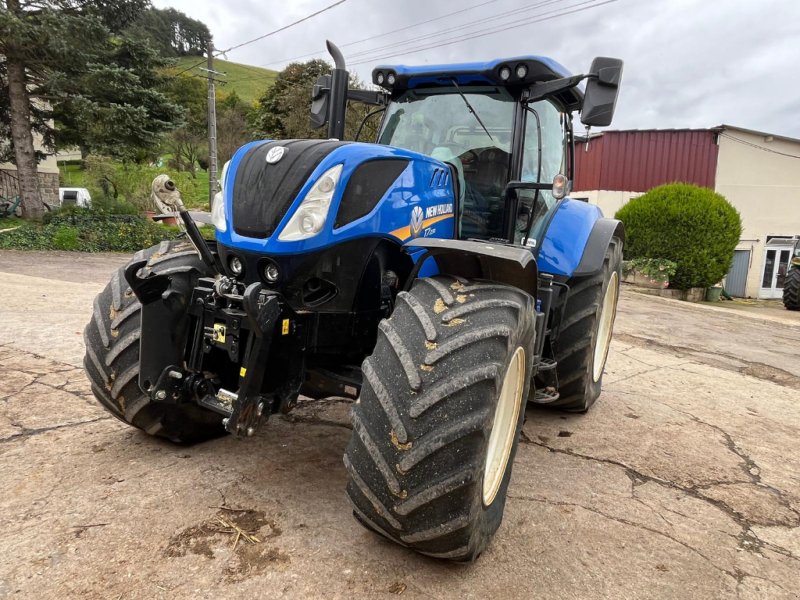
[300,212,322,233]
[376,71,385,85]
[229,256,243,276]
[317,175,335,194]
[516,64,528,79]
[386,72,396,85]
[263,262,280,283]
[499,66,511,81]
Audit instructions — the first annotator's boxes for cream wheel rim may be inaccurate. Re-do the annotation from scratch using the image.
[483,346,525,506]
[593,271,619,382]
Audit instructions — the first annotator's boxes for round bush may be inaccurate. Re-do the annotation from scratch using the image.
[615,183,742,290]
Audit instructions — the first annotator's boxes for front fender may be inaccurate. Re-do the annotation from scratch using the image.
[404,238,538,297]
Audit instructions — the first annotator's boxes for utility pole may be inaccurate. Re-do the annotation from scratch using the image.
[206,39,218,207]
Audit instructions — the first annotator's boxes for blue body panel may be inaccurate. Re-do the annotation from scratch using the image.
[216,142,456,256]
[537,199,604,277]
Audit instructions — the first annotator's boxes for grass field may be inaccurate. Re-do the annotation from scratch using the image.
[169,56,277,106]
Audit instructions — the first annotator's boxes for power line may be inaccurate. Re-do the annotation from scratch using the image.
[719,133,800,159]
[169,0,348,79]
[349,0,617,66]
[222,0,592,81]
[346,0,571,61]
[222,0,348,55]
[253,0,505,68]
[227,0,609,85]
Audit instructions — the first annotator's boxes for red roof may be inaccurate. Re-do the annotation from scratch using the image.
[573,129,720,192]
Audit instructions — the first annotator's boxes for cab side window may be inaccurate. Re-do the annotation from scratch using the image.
[516,101,566,245]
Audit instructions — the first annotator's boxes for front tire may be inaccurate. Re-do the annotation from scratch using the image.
[344,276,535,561]
[551,236,622,412]
[783,267,800,310]
[83,240,226,443]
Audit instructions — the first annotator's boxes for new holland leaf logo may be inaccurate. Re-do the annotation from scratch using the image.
[410,206,424,237]
[265,146,286,164]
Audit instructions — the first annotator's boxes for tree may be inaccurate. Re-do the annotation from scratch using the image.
[126,7,210,58]
[162,74,207,176]
[615,183,742,290]
[251,59,379,142]
[53,36,183,162]
[0,0,180,217]
[217,91,251,166]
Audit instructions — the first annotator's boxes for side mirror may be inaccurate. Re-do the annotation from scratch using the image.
[581,57,623,128]
[310,74,331,129]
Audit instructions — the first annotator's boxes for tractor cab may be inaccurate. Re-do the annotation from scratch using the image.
[312,49,622,251]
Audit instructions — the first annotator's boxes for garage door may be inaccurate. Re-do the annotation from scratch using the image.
[726,249,750,297]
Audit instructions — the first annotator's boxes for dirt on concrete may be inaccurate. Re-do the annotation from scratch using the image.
[1,250,799,599]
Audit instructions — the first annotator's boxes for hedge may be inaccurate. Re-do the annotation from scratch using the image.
[0,210,183,252]
[615,183,742,290]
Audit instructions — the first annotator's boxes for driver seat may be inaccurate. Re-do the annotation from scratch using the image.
[430,146,465,204]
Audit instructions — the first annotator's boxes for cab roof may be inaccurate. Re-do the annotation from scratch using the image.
[372,56,582,110]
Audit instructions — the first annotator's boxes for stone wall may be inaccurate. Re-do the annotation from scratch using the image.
[0,168,60,208]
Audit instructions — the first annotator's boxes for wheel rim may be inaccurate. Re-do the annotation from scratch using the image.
[592,271,619,382]
[483,346,525,506]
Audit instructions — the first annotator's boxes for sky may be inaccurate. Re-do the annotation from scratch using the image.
[153,0,800,138]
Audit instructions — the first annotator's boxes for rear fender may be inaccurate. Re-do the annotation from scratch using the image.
[537,199,623,277]
[573,217,625,276]
[403,238,538,298]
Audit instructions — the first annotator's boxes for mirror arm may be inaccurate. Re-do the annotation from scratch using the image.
[524,74,587,103]
[346,89,388,106]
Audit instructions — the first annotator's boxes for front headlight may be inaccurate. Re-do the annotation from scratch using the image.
[212,161,230,232]
[278,164,343,241]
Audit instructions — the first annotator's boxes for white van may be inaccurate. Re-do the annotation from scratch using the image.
[58,187,92,208]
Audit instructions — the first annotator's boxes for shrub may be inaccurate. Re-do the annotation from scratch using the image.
[615,183,742,290]
[52,226,81,250]
[0,211,182,252]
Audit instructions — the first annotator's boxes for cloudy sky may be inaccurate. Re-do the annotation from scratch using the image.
[154,0,800,137]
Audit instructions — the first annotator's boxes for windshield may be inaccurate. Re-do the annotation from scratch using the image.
[378,87,513,156]
[379,88,514,240]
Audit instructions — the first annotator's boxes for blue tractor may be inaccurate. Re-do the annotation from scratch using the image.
[84,42,624,561]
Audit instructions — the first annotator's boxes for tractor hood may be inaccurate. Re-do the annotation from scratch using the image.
[214,140,457,255]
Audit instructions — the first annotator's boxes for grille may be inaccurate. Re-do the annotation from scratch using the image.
[232,139,347,239]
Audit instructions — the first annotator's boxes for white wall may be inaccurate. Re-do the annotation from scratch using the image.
[570,190,643,219]
[715,129,800,298]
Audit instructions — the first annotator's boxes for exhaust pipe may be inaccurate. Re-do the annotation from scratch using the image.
[326,40,349,140]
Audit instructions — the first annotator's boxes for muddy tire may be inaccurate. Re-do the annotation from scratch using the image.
[551,236,622,412]
[783,267,800,311]
[83,240,225,444]
[344,276,535,561]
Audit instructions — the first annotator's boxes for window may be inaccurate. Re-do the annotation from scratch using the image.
[517,100,566,245]
[378,88,516,240]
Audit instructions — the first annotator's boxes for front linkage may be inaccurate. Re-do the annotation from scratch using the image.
[125,177,308,438]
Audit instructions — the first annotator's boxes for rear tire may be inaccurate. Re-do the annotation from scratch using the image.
[344,276,535,561]
[783,267,800,311]
[83,240,226,444]
[551,236,622,412]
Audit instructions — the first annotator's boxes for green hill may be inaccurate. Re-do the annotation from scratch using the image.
[169,56,277,105]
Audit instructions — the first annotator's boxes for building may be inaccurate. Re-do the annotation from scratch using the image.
[573,125,800,299]
[1,129,61,208]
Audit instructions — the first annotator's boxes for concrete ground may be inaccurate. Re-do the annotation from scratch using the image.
[1,249,799,599]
